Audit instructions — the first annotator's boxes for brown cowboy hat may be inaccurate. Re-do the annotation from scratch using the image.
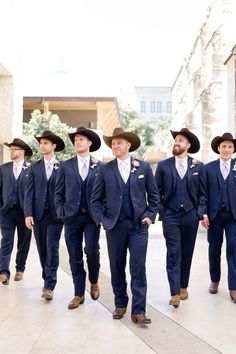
[35,130,65,152]
[211,132,236,154]
[4,138,33,157]
[68,126,101,152]
[103,127,141,152]
[170,128,200,153]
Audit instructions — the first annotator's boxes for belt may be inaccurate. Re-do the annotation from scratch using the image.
[79,208,88,214]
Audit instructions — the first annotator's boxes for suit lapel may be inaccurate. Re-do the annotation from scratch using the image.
[39,159,47,182]
[216,159,223,187]
[9,162,14,184]
[111,159,122,188]
[72,156,82,184]
[170,157,177,190]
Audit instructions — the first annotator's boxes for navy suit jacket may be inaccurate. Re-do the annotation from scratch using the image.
[54,155,101,224]
[155,156,206,218]
[90,158,160,231]
[24,159,60,221]
[0,161,30,215]
[202,159,236,221]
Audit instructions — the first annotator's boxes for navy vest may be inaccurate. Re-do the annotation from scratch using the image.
[79,177,88,211]
[167,173,194,212]
[221,175,230,211]
[11,176,20,208]
[118,175,134,221]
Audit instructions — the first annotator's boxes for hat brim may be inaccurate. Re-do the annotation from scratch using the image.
[211,136,236,154]
[171,130,200,153]
[35,135,65,152]
[4,141,33,157]
[68,129,101,152]
[103,132,141,152]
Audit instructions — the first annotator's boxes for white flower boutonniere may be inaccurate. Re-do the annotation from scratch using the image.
[232,161,236,171]
[190,159,200,169]
[90,157,98,170]
[131,159,140,173]
[53,159,60,170]
[22,161,31,170]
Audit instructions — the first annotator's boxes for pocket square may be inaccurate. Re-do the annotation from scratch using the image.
[192,172,198,175]
[138,174,144,179]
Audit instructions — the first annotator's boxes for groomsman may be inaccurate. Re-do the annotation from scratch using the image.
[0,138,32,285]
[155,128,206,307]
[91,127,159,325]
[201,132,236,303]
[24,131,65,300]
[55,127,102,310]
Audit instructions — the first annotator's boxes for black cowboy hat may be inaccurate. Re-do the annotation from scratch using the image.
[68,127,101,152]
[211,132,236,154]
[35,130,65,152]
[103,127,141,152]
[4,138,33,157]
[170,128,200,153]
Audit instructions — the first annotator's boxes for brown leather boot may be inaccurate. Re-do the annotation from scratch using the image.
[180,288,188,300]
[209,282,219,294]
[90,282,100,300]
[169,295,180,308]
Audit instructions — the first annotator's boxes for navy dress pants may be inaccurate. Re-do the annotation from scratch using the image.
[106,219,148,314]
[208,209,236,290]
[0,207,31,277]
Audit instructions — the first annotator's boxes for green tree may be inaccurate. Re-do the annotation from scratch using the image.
[119,106,155,156]
[23,110,75,163]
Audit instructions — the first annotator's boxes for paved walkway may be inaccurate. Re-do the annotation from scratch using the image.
[0,222,235,353]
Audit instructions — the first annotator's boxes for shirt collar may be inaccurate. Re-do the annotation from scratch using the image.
[220,158,231,167]
[13,160,24,167]
[175,156,188,165]
[77,155,90,164]
[117,156,131,165]
[44,156,56,165]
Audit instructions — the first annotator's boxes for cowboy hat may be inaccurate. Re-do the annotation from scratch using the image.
[170,128,200,153]
[35,130,65,152]
[103,127,141,152]
[4,138,33,157]
[211,132,236,154]
[68,127,101,152]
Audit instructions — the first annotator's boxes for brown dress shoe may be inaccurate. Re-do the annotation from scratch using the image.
[230,290,236,303]
[131,314,151,324]
[90,282,100,300]
[68,296,85,310]
[180,288,188,300]
[209,282,219,294]
[112,307,127,319]
[14,271,23,281]
[0,274,9,285]
[169,295,180,308]
[42,289,54,300]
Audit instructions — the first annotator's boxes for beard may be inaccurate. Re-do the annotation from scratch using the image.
[172,145,185,156]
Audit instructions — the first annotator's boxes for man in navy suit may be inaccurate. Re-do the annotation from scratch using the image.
[0,138,32,285]
[24,131,65,300]
[155,128,206,307]
[201,132,236,303]
[55,127,102,310]
[91,128,159,325]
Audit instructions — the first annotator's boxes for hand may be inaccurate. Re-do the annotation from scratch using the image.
[25,216,34,230]
[201,216,209,229]
[142,217,152,226]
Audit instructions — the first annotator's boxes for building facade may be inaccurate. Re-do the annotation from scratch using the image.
[172,0,236,162]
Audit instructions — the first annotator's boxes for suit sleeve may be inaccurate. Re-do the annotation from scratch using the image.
[90,167,105,226]
[155,161,165,214]
[24,167,35,217]
[143,162,160,223]
[197,163,208,218]
[54,162,66,220]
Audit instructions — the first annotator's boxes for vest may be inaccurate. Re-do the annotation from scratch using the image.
[79,177,88,212]
[221,175,230,211]
[11,176,20,208]
[118,176,134,221]
[167,173,194,212]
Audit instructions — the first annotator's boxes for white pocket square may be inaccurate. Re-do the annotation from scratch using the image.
[192,172,198,175]
[138,174,144,179]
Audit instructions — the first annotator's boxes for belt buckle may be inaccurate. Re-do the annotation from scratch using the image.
[81,208,87,213]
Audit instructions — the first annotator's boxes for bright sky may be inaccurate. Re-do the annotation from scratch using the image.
[17,0,210,97]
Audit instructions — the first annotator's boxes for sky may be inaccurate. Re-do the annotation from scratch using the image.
[16,0,210,97]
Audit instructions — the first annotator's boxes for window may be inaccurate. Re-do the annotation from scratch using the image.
[166,101,172,113]
[157,101,162,113]
[140,101,146,113]
[150,101,155,113]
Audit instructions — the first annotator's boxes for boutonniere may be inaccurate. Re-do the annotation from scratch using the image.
[53,159,60,170]
[90,157,98,170]
[22,162,30,170]
[190,159,200,169]
[232,161,236,171]
[131,159,140,173]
